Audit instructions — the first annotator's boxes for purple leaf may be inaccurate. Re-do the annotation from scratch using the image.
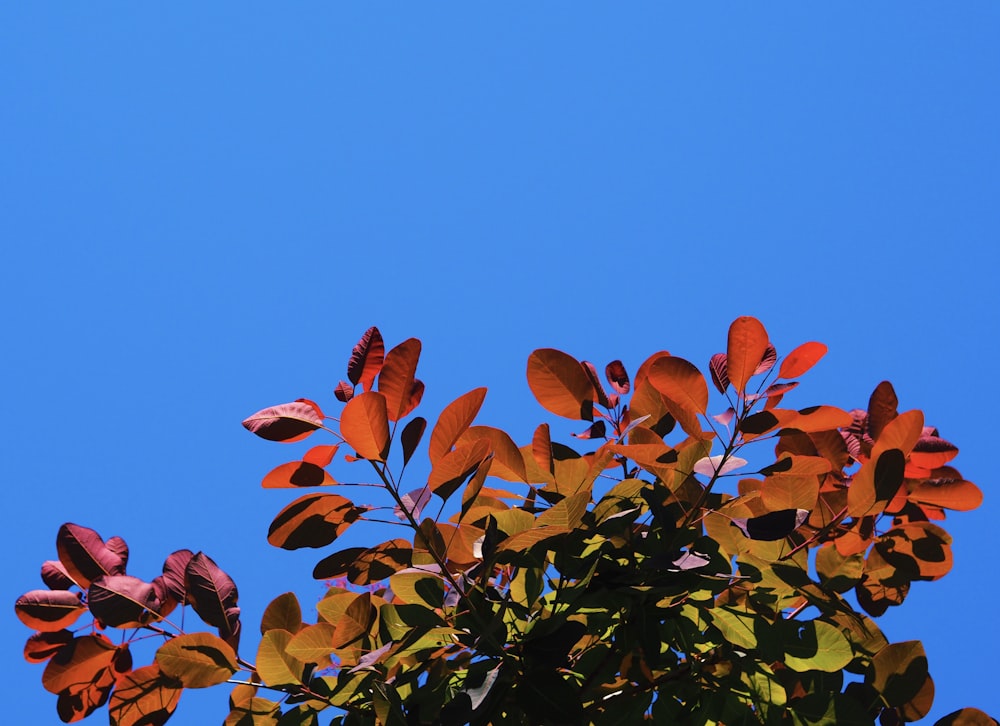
[41,561,76,590]
[185,553,239,643]
[242,400,324,443]
[56,523,127,589]
[709,353,729,394]
[160,549,194,604]
[395,487,432,521]
[88,575,159,628]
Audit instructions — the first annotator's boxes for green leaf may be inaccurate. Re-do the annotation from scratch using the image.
[711,605,759,650]
[779,620,853,673]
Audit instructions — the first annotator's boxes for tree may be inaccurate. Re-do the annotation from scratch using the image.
[16,317,996,725]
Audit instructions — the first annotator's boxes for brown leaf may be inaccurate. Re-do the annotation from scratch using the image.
[332,593,376,648]
[15,589,85,632]
[267,493,364,550]
[580,361,612,408]
[526,348,596,420]
[605,360,630,395]
[156,632,238,688]
[349,539,412,585]
[340,391,390,461]
[428,438,492,501]
[378,338,422,422]
[334,380,355,403]
[260,592,303,634]
[458,426,527,483]
[109,664,182,726]
[867,381,899,441]
[242,400,324,443]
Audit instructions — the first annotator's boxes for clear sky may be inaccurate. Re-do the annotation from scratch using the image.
[3,5,998,724]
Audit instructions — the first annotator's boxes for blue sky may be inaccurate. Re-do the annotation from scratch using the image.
[3,5,998,724]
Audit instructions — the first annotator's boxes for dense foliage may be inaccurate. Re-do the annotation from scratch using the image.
[16,318,995,725]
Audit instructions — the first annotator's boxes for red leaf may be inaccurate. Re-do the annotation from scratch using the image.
[400,378,426,419]
[340,391,390,461]
[458,426,527,483]
[726,316,770,394]
[185,553,239,645]
[778,341,828,379]
[42,633,120,696]
[378,338,422,422]
[242,400,324,443]
[867,381,899,441]
[709,353,729,394]
[41,560,76,590]
[24,629,74,663]
[348,327,385,392]
[526,349,596,420]
[262,461,337,488]
[160,550,194,605]
[15,589,86,632]
[605,360,630,395]
[532,423,553,476]
[57,523,127,589]
[580,361,611,408]
[428,438,492,501]
[400,416,427,466]
[303,444,339,468]
[88,575,160,628]
[334,380,355,403]
[267,493,365,550]
[429,388,487,464]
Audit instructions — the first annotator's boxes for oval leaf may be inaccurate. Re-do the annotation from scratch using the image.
[778,341,828,379]
[400,416,427,466]
[261,592,302,634]
[262,460,337,488]
[109,663,182,726]
[15,589,85,632]
[526,348,596,420]
[428,438,492,501]
[378,338,422,422]
[340,391,390,461]
[185,553,239,643]
[57,522,127,589]
[88,575,160,627]
[267,493,364,550]
[242,400,324,443]
[647,356,709,415]
[347,326,385,392]
[156,632,238,688]
[429,388,487,463]
[727,316,770,394]
[24,629,74,663]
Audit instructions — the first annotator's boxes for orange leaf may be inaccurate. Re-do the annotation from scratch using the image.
[907,474,982,512]
[349,538,412,585]
[156,632,237,688]
[340,391,390,461]
[15,590,86,632]
[42,634,120,695]
[428,438,492,500]
[262,461,337,488]
[727,316,770,393]
[646,356,709,415]
[109,664,182,726]
[526,348,596,420]
[428,388,487,463]
[459,426,527,483]
[378,338,422,422]
[531,424,553,476]
[332,593,376,648]
[778,341,828,379]
[872,409,923,459]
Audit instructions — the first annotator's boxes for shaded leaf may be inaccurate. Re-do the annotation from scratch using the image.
[340,391,390,461]
[242,400,324,443]
[160,550,194,605]
[580,361,611,408]
[347,326,385,392]
[349,538,412,585]
[395,486,432,521]
[41,560,76,590]
[731,509,809,541]
[400,416,427,466]
[428,438,492,501]
[727,316,770,393]
[109,664,182,726]
[333,380,354,403]
[526,348,596,420]
[605,360,630,394]
[24,629,74,663]
[42,633,120,695]
[693,455,747,477]
[867,641,929,709]
[15,589,85,632]
[332,592,376,648]
[57,523,127,589]
[88,574,160,627]
[934,708,1000,726]
[571,420,606,440]
[378,338,422,421]
[778,341,828,379]
[429,388,487,463]
[709,353,729,394]
[867,381,899,441]
[185,553,239,643]
[459,426,527,483]
[313,547,366,581]
[267,493,364,550]
[262,460,337,488]
[156,632,238,688]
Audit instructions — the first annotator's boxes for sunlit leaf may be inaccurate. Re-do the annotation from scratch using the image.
[778,620,853,672]
[348,326,385,392]
[605,360,630,395]
[267,493,364,550]
[692,455,747,477]
[242,400,324,443]
[109,664,182,726]
[907,473,982,512]
[261,592,302,634]
[88,574,160,627]
[378,338,422,422]
[286,622,337,663]
[15,589,85,632]
[262,460,337,488]
[760,475,820,513]
[848,448,906,518]
[256,629,304,687]
[647,356,709,415]
[727,316,770,394]
[56,523,127,589]
[156,632,238,688]
[429,388,487,463]
[458,426,527,483]
[778,341,828,379]
[340,391,390,461]
[42,633,120,695]
[526,348,596,420]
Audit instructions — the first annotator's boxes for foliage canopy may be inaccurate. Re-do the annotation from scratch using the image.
[16,318,995,725]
